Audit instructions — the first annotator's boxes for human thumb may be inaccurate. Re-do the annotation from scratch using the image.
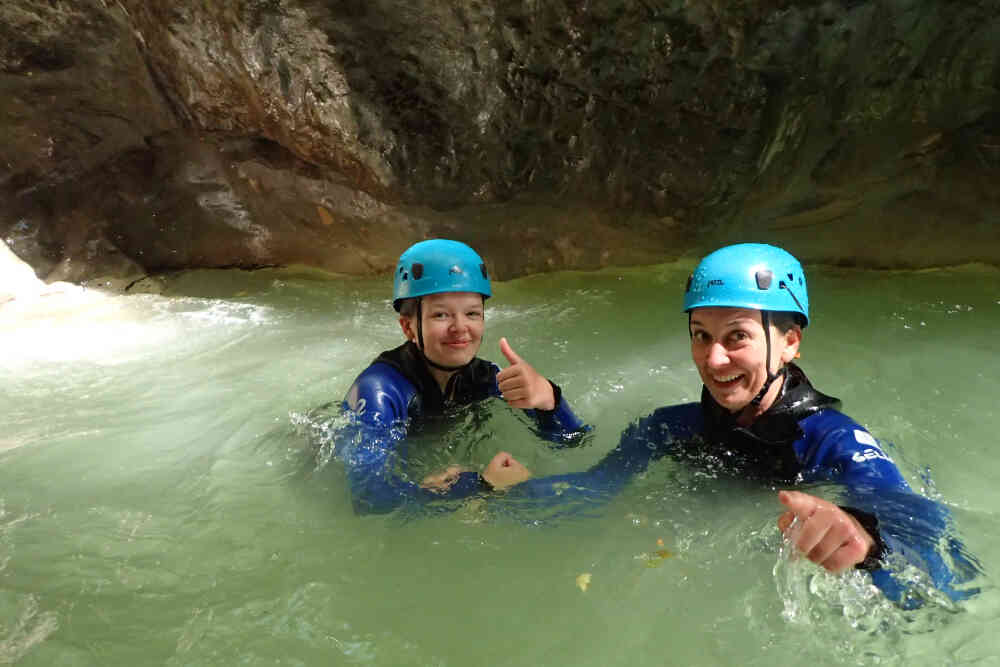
[499,337,521,366]
[777,490,813,519]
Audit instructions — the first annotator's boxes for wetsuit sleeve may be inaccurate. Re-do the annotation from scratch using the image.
[523,380,590,444]
[338,364,483,514]
[484,359,589,444]
[504,405,700,505]
[798,411,981,606]
[798,413,910,490]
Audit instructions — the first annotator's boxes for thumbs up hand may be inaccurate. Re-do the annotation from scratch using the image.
[496,337,556,410]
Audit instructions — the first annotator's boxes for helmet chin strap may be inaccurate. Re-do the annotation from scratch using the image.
[413,298,471,373]
[748,311,786,407]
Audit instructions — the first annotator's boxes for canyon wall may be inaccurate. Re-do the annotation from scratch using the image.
[2,0,998,287]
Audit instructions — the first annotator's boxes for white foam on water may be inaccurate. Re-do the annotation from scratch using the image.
[0,289,274,369]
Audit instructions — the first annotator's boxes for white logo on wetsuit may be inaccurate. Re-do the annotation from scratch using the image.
[850,429,893,464]
[853,429,877,446]
[852,448,894,464]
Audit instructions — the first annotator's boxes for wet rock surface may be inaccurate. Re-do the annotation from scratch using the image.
[1,0,998,287]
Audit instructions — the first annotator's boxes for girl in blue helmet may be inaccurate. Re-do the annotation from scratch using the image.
[336,239,587,514]
[495,243,978,606]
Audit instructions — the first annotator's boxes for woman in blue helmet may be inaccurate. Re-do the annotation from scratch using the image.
[496,243,978,605]
[336,239,587,514]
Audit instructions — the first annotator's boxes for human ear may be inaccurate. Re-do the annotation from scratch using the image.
[779,327,802,363]
[399,316,416,342]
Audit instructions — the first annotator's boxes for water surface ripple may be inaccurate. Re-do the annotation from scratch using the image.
[1,264,997,665]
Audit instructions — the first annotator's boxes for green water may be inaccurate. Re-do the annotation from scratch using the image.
[1,262,998,666]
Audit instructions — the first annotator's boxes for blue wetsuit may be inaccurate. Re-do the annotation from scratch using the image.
[337,341,586,514]
[507,363,979,606]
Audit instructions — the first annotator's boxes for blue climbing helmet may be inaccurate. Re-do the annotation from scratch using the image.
[392,239,491,312]
[684,243,809,408]
[683,243,809,326]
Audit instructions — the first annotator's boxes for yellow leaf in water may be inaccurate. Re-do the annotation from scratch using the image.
[640,548,673,568]
[576,573,592,592]
[316,205,335,226]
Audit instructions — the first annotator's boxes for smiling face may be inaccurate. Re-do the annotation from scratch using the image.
[689,307,801,414]
[399,291,485,369]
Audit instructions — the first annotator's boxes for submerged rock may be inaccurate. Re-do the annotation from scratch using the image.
[0,0,998,285]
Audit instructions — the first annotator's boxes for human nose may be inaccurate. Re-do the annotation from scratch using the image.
[705,342,729,368]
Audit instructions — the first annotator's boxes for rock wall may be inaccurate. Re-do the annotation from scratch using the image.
[1,0,998,287]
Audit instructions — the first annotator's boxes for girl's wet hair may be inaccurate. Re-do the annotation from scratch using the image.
[397,298,419,318]
[397,295,487,321]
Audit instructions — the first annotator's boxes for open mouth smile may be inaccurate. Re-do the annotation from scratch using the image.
[712,373,744,387]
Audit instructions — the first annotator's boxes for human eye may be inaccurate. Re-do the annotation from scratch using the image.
[728,330,750,344]
[466,309,483,319]
[691,330,710,344]
[430,310,450,320]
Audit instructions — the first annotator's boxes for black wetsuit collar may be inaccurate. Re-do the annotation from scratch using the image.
[699,363,841,481]
[374,342,495,416]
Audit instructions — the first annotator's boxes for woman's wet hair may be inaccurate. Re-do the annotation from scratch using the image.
[770,311,805,333]
[687,309,804,335]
